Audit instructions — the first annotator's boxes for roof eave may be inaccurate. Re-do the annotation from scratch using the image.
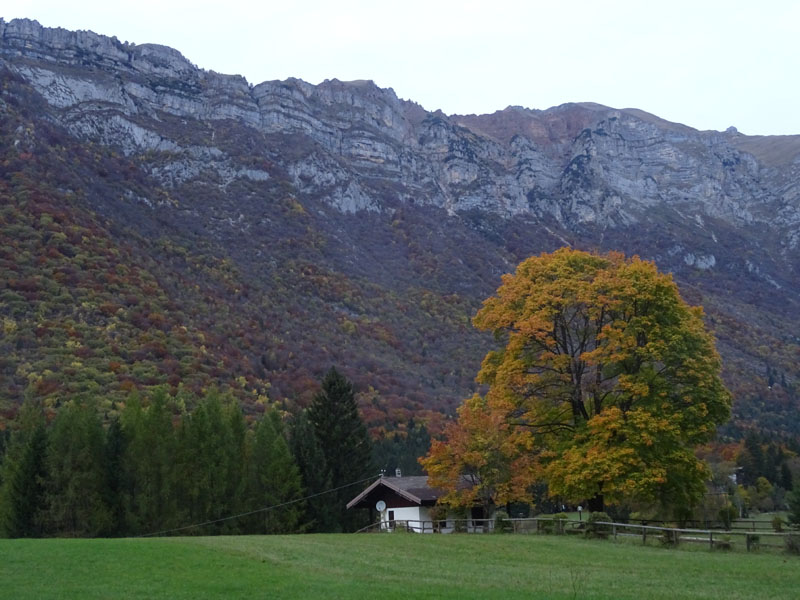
[346,478,424,509]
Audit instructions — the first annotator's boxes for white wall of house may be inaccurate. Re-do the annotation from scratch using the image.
[381,506,494,533]
[382,506,432,532]
[380,506,493,534]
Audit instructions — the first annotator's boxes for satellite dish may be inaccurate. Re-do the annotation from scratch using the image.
[376,500,386,512]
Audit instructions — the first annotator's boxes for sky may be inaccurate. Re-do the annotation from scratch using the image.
[5,0,800,135]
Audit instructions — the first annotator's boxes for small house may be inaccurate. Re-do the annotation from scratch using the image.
[346,471,491,533]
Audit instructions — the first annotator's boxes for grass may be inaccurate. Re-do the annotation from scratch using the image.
[1,533,799,599]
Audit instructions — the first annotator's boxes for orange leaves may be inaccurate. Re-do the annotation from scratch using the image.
[427,247,731,513]
[420,394,539,509]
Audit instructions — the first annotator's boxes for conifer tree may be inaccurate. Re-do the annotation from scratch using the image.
[289,410,335,532]
[121,390,178,535]
[308,367,374,532]
[0,399,48,537]
[781,463,794,491]
[43,401,112,536]
[373,419,431,476]
[105,417,127,536]
[174,391,241,533]
[224,402,248,525]
[789,487,800,530]
[243,409,304,533]
[0,428,8,465]
[738,433,765,487]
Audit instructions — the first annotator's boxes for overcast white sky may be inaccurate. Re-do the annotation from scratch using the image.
[5,1,800,135]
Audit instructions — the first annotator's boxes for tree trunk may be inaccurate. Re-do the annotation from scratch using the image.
[587,494,604,513]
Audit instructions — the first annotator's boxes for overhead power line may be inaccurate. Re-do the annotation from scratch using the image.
[139,473,380,538]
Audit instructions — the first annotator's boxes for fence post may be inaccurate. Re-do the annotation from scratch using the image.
[709,531,713,550]
[746,533,751,552]
[642,526,646,545]
[613,524,617,540]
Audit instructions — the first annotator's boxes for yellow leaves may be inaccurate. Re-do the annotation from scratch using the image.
[2,317,18,336]
[428,247,731,511]
[421,393,539,509]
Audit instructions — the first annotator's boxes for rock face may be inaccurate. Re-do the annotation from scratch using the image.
[4,17,799,240]
[2,18,799,434]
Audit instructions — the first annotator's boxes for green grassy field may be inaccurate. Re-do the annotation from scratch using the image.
[1,533,798,599]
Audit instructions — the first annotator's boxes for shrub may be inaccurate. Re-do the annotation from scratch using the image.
[586,512,612,538]
[392,522,414,534]
[538,519,554,534]
[772,516,784,533]
[713,536,732,551]
[788,488,800,530]
[553,512,568,534]
[493,509,511,534]
[660,528,680,547]
[660,523,680,546]
[606,504,631,524]
[452,507,468,533]
[430,505,448,532]
[718,504,738,530]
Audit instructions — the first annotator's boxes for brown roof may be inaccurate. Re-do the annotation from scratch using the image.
[346,476,443,509]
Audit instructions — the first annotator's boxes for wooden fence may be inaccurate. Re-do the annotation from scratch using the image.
[357,517,798,553]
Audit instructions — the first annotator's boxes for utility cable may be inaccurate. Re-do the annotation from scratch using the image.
[139,473,381,538]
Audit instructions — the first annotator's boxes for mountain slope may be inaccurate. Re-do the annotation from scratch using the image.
[1,18,798,437]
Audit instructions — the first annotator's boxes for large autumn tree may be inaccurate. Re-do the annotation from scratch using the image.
[423,248,731,516]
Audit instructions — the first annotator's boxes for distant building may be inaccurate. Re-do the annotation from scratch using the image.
[346,473,490,533]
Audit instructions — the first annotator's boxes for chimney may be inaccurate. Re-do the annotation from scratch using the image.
[395,467,402,478]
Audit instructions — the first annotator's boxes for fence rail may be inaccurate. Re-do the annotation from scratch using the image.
[356,516,798,553]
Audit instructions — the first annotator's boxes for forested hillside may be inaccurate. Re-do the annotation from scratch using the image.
[1,18,799,444]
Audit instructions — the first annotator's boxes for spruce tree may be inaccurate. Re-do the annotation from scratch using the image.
[289,410,335,532]
[43,401,112,537]
[789,487,800,529]
[224,401,248,527]
[738,433,765,487]
[0,399,48,537]
[307,367,374,532]
[0,427,8,464]
[781,463,794,491]
[121,390,178,535]
[105,417,127,536]
[174,391,240,534]
[243,409,304,533]
[373,419,431,476]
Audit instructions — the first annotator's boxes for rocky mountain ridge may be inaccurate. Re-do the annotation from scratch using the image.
[4,18,799,232]
[1,18,799,437]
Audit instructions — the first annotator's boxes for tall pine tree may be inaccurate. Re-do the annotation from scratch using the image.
[0,398,48,537]
[42,401,112,537]
[174,391,243,534]
[307,367,374,532]
[289,410,335,532]
[105,416,127,536]
[243,409,305,533]
[121,390,179,535]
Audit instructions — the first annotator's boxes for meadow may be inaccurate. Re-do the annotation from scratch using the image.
[1,532,798,599]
